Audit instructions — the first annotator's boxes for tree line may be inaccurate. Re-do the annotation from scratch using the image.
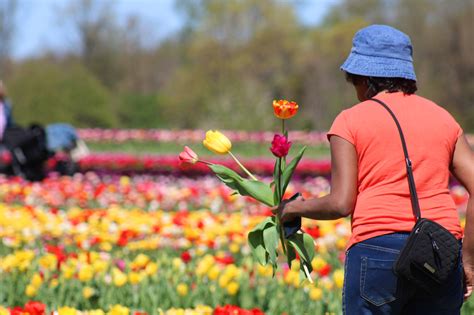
[1,0,473,132]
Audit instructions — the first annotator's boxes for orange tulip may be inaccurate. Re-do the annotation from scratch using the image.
[273,100,299,119]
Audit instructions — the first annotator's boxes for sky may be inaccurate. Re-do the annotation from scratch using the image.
[12,0,339,60]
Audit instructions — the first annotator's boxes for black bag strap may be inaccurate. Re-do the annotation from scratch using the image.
[371,98,421,221]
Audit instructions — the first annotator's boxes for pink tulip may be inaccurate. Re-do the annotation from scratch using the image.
[270,134,292,158]
[178,146,199,167]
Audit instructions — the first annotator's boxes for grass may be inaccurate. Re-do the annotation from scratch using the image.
[86,141,330,159]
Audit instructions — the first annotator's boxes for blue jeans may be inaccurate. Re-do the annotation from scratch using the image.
[343,233,464,315]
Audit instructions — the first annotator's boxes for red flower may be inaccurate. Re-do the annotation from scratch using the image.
[181,251,192,264]
[10,306,25,315]
[318,264,332,277]
[270,134,292,158]
[24,301,46,315]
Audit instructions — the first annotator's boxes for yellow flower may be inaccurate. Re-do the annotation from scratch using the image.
[312,256,326,272]
[207,265,220,281]
[79,264,94,282]
[31,272,43,287]
[203,130,232,154]
[107,305,129,315]
[83,286,95,299]
[284,270,298,285]
[39,254,58,270]
[61,264,76,279]
[333,269,344,289]
[176,283,188,296]
[128,272,143,285]
[226,281,239,295]
[25,284,37,297]
[58,307,78,315]
[194,305,213,315]
[0,306,9,315]
[50,279,59,288]
[100,242,112,252]
[229,243,240,254]
[309,287,323,301]
[86,310,105,315]
[172,258,183,270]
[93,260,109,273]
[336,238,347,250]
[291,260,300,272]
[132,254,150,269]
[112,268,128,287]
[145,262,158,275]
[218,274,231,288]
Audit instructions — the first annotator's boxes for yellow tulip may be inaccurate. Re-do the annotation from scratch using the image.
[203,130,232,154]
[128,272,143,285]
[112,269,128,287]
[107,305,129,315]
[145,262,158,275]
[333,269,345,289]
[58,307,78,315]
[79,265,94,282]
[226,281,239,295]
[25,284,37,297]
[83,286,95,299]
[31,272,43,287]
[309,287,323,301]
[176,283,188,296]
[0,306,9,315]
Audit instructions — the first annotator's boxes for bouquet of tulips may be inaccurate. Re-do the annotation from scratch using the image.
[179,100,315,281]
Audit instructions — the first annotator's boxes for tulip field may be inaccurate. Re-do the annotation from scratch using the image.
[0,128,473,315]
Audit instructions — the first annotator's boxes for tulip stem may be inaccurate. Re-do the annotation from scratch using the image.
[303,263,313,283]
[228,151,258,181]
[197,160,213,166]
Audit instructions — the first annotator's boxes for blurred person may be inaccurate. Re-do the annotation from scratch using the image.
[46,123,89,175]
[0,80,14,140]
[274,25,473,314]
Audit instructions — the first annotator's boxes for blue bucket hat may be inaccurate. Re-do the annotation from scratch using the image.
[341,24,417,81]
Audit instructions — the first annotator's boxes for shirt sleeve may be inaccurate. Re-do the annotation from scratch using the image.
[327,109,355,145]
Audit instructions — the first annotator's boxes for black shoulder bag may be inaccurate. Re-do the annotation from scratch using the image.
[371,98,461,294]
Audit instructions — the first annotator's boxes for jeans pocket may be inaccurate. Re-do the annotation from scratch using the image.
[360,257,398,306]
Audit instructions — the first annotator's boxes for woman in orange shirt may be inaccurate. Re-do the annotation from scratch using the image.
[274,24,473,314]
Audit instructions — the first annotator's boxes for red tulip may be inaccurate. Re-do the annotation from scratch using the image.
[178,146,199,167]
[270,134,292,158]
[24,301,46,315]
[181,251,192,263]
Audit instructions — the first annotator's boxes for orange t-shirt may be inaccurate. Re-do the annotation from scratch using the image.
[328,91,463,249]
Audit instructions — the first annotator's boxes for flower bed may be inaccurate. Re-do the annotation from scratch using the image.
[0,175,470,314]
[78,129,330,146]
[77,154,331,176]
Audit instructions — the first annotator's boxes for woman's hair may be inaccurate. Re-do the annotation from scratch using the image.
[345,72,417,99]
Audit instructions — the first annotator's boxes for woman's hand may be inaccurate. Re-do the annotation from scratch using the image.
[463,256,474,300]
[271,196,305,223]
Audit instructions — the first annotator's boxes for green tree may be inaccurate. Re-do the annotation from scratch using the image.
[8,60,116,127]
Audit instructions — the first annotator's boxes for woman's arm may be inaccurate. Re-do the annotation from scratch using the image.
[450,135,474,300]
[274,135,358,222]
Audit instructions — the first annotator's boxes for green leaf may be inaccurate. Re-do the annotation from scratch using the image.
[209,164,275,206]
[281,146,306,196]
[248,229,267,266]
[286,243,296,269]
[287,232,315,264]
[263,225,279,265]
[251,216,275,232]
[273,158,281,205]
